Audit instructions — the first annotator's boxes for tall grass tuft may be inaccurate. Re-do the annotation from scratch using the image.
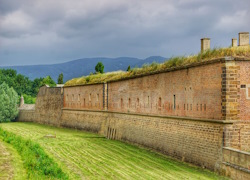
[0,128,69,179]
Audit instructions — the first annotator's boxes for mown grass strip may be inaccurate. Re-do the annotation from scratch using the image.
[0,127,68,179]
[1,122,229,180]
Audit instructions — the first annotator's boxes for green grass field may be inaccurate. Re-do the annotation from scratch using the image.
[0,122,228,179]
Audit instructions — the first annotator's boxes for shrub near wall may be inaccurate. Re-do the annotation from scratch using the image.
[0,82,19,122]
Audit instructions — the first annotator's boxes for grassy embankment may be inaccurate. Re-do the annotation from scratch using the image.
[0,127,68,179]
[65,46,250,86]
[0,140,26,180]
[0,122,228,180]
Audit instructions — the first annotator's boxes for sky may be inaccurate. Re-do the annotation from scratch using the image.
[0,0,250,66]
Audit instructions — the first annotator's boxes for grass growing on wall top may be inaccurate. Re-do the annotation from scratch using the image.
[65,46,250,86]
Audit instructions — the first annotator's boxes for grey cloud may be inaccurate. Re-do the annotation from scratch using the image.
[0,0,250,66]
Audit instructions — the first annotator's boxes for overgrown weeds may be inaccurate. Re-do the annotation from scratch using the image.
[65,46,250,86]
[0,128,68,179]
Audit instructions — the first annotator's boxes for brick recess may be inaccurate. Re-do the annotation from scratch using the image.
[236,60,250,120]
[64,84,104,111]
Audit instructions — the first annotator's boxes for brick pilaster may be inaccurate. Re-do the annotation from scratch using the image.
[221,60,240,120]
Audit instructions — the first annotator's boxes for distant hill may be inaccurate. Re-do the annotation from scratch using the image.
[0,56,167,82]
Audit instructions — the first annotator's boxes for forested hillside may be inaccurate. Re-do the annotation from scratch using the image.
[1,56,167,82]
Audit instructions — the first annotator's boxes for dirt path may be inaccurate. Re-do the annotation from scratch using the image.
[0,140,14,180]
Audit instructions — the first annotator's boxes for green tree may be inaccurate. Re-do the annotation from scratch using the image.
[32,77,44,95]
[95,62,104,74]
[57,73,64,84]
[41,76,56,87]
[0,82,19,122]
[0,69,33,96]
[127,65,131,71]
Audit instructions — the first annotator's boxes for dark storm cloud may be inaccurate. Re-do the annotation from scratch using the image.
[0,0,250,66]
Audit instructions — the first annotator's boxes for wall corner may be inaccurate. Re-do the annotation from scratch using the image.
[221,60,240,120]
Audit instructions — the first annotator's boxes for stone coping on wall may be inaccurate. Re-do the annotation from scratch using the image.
[19,104,35,110]
[42,85,62,89]
[223,147,250,155]
[64,56,250,87]
[222,147,250,174]
[234,56,250,61]
[62,108,235,124]
[64,82,104,88]
[19,109,35,112]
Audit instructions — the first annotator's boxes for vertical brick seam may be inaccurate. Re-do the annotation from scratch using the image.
[221,61,240,120]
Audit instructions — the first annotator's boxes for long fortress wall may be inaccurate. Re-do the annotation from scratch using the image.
[18,57,250,177]
[107,61,223,119]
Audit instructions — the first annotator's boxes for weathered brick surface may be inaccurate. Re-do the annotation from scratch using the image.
[60,109,224,171]
[18,86,63,126]
[236,60,250,120]
[18,110,36,122]
[221,147,250,180]
[36,86,63,125]
[221,61,240,120]
[224,121,250,152]
[60,110,108,133]
[64,84,104,110]
[108,62,223,120]
[222,60,250,152]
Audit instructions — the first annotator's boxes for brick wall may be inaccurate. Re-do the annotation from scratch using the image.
[236,60,250,120]
[221,60,240,120]
[222,59,250,152]
[18,110,36,122]
[221,147,250,180]
[64,84,104,110]
[224,121,250,152]
[108,62,223,120]
[18,86,63,126]
[60,109,108,133]
[39,58,250,122]
[60,109,224,171]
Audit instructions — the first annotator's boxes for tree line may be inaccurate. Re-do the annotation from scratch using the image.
[0,69,64,104]
[0,62,102,122]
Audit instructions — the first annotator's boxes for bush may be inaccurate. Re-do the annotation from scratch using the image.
[41,76,56,87]
[23,94,36,104]
[0,82,19,122]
